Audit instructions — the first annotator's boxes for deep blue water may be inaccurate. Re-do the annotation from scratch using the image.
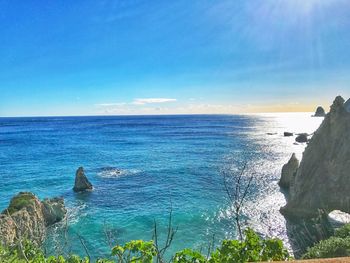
[0,114,322,259]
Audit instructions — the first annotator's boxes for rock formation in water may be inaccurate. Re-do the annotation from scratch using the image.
[295,133,308,143]
[73,167,93,192]
[313,106,326,117]
[284,132,293,137]
[281,96,350,219]
[0,192,66,246]
[279,153,299,189]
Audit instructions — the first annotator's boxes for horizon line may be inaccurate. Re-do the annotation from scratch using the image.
[0,111,316,118]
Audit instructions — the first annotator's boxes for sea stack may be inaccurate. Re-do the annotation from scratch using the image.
[73,167,93,192]
[280,96,350,218]
[313,106,326,117]
[279,153,299,189]
[0,192,66,246]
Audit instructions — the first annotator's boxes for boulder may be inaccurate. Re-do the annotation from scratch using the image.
[313,106,326,117]
[281,96,350,218]
[295,133,308,143]
[284,132,293,137]
[0,192,67,246]
[279,153,299,189]
[73,167,93,192]
[42,197,66,226]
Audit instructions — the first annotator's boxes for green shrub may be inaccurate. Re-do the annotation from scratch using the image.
[111,240,157,263]
[0,229,290,263]
[173,228,290,263]
[302,236,350,259]
[209,228,290,263]
[173,248,207,263]
[4,192,37,215]
[335,223,350,238]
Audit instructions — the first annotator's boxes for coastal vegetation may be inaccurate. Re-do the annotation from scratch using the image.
[302,223,350,259]
[0,228,290,262]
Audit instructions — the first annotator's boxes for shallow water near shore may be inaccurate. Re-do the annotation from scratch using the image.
[0,114,323,258]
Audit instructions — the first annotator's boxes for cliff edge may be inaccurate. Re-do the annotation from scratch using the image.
[0,192,66,246]
[281,96,350,218]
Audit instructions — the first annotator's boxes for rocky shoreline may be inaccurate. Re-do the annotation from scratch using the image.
[0,167,94,247]
[0,192,66,246]
[280,96,350,219]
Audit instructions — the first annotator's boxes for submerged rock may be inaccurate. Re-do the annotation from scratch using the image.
[313,106,326,117]
[279,153,299,189]
[281,96,350,219]
[284,132,293,137]
[73,167,93,192]
[0,192,67,246]
[295,133,308,143]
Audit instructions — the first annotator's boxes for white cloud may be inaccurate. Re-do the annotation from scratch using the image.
[132,98,177,105]
[95,103,127,107]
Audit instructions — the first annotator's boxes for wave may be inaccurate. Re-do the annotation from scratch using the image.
[97,167,141,178]
[64,201,88,225]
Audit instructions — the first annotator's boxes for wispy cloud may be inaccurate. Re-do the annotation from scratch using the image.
[95,103,127,107]
[132,98,177,105]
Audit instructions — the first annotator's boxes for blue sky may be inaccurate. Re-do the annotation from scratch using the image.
[1,0,350,116]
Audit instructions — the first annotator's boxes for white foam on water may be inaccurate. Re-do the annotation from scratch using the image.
[97,167,142,178]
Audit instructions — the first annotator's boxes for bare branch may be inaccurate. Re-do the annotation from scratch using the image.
[221,160,253,240]
[77,233,91,261]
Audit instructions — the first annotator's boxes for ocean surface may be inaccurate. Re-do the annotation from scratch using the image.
[0,114,323,259]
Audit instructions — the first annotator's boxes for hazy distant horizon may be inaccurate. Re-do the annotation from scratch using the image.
[0,111,320,118]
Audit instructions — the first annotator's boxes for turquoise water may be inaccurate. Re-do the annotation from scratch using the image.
[0,114,322,259]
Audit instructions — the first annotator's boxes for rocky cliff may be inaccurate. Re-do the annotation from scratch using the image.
[0,192,66,246]
[281,96,350,218]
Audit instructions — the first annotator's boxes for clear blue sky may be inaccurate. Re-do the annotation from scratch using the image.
[1,0,350,116]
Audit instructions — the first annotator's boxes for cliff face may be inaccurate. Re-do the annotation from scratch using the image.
[281,96,350,218]
[0,192,66,246]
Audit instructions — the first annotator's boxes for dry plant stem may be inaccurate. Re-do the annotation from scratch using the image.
[153,205,178,263]
[77,233,91,261]
[222,162,253,241]
[103,219,114,249]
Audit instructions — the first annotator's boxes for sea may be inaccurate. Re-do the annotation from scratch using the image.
[0,114,323,259]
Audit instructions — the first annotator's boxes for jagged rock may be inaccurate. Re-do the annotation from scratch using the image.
[295,133,308,143]
[73,167,93,192]
[0,214,16,245]
[281,96,350,219]
[0,192,67,246]
[42,197,66,226]
[279,153,299,189]
[284,132,293,137]
[313,106,326,117]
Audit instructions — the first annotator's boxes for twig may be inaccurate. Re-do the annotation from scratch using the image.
[77,233,91,261]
